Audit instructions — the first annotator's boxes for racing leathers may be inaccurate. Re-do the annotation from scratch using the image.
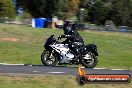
[58,25,84,57]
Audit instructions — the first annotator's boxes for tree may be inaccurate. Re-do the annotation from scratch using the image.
[0,3,3,11]
[27,0,70,19]
[0,0,15,18]
[87,1,109,25]
[108,0,132,26]
[27,0,46,18]
[68,0,80,13]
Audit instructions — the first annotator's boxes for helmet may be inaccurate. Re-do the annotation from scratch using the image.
[63,24,73,35]
[63,20,73,35]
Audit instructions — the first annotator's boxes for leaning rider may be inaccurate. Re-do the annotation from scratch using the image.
[58,21,84,57]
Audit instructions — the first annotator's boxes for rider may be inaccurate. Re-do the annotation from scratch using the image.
[58,20,84,57]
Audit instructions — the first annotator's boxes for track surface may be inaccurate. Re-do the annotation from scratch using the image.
[0,65,132,77]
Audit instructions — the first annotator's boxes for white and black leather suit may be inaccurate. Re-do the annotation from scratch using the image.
[58,23,84,56]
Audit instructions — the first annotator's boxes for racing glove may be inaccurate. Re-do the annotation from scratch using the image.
[58,36,62,40]
[58,35,66,40]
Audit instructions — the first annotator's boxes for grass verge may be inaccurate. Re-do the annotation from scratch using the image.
[0,23,132,69]
[0,74,131,88]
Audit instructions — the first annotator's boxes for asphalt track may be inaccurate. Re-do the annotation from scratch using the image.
[0,64,132,77]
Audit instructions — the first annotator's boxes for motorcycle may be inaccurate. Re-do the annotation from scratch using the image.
[41,35,99,68]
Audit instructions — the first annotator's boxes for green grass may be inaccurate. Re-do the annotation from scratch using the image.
[0,23,132,69]
[0,74,131,88]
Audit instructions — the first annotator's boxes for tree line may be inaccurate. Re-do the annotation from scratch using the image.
[0,0,132,27]
[26,0,80,20]
[81,0,132,27]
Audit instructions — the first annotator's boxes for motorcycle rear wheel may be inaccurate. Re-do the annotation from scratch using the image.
[41,50,57,66]
[81,52,98,68]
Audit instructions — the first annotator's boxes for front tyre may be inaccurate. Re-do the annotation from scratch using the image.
[81,52,98,68]
[41,50,57,66]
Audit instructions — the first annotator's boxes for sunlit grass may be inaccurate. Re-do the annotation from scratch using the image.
[0,23,132,69]
[0,74,131,88]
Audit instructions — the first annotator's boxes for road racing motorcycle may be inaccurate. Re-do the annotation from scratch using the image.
[41,35,99,68]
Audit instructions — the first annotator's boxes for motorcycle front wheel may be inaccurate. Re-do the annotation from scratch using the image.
[81,52,98,68]
[41,50,57,66]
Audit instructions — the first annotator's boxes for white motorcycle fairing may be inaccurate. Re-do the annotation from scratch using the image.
[50,44,74,63]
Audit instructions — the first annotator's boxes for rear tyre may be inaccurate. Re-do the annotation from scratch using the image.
[81,52,98,68]
[41,50,57,66]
